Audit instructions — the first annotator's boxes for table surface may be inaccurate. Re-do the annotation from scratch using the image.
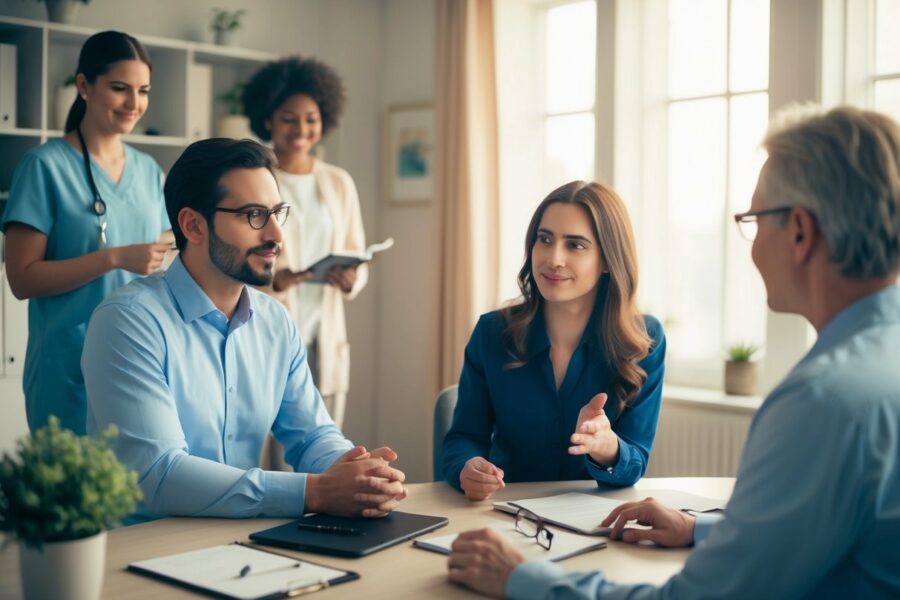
[0,477,734,599]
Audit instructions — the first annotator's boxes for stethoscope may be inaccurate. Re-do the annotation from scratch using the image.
[75,125,108,246]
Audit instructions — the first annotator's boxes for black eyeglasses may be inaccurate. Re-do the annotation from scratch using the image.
[515,508,553,550]
[733,206,792,241]
[213,205,291,230]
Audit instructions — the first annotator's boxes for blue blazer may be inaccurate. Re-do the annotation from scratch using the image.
[442,302,666,489]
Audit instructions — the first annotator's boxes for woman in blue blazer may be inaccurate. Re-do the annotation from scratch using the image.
[442,181,666,500]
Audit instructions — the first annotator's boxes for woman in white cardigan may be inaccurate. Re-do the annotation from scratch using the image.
[243,56,367,430]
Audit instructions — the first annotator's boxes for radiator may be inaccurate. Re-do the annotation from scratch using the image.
[645,394,756,478]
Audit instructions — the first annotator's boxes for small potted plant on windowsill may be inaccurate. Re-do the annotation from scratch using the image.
[0,416,142,600]
[210,8,245,46]
[724,342,760,396]
[35,0,91,24]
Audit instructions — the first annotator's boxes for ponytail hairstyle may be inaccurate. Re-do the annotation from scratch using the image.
[64,31,152,133]
[500,181,652,416]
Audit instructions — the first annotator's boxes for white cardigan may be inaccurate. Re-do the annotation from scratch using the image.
[275,159,367,427]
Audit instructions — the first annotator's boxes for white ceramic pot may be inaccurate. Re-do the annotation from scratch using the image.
[216,114,252,139]
[55,84,78,131]
[44,0,81,24]
[19,531,107,600]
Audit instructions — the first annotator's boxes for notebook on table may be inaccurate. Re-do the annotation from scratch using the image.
[249,511,449,558]
[493,490,727,536]
[413,520,606,562]
[494,493,623,535]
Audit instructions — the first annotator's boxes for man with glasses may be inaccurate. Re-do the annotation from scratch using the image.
[448,106,900,598]
[83,138,407,522]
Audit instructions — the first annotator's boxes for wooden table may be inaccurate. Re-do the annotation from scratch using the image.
[0,477,733,599]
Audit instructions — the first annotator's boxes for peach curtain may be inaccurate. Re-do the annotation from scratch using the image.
[430,0,500,397]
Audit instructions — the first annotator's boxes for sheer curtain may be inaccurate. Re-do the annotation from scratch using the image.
[430,0,500,397]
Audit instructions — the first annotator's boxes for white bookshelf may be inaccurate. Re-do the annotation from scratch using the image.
[0,14,277,382]
[0,13,277,184]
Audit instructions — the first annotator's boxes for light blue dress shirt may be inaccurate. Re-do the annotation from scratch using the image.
[83,256,353,522]
[507,286,900,599]
[1,138,169,434]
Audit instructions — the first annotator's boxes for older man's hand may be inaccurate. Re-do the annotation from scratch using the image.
[447,527,525,598]
[601,497,695,547]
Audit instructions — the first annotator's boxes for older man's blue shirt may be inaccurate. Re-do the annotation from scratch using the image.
[508,286,900,599]
[83,257,353,521]
[442,302,666,488]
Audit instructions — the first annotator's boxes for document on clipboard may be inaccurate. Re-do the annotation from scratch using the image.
[127,542,358,599]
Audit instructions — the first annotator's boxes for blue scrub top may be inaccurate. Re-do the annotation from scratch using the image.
[1,137,169,434]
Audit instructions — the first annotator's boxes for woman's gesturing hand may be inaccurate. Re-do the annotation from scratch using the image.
[568,392,620,466]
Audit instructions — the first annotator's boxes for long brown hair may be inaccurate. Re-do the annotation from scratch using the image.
[500,181,652,415]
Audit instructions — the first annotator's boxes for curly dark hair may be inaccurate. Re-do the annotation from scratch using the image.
[242,56,346,141]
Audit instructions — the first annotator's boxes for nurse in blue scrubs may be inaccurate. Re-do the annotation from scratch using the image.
[1,31,171,434]
[442,181,666,499]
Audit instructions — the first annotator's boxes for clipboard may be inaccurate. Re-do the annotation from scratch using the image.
[127,541,359,599]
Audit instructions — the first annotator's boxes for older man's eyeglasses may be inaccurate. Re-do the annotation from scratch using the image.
[515,508,553,550]
[733,206,792,241]
[213,205,291,230]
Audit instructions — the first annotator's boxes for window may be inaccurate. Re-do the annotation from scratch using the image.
[495,0,896,391]
[840,0,900,121]
[496,0,597,304]
[641,0,770,385]
[874,0,900,121]
[542,1,597,192]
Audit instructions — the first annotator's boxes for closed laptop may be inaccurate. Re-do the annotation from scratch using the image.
[249,511,449,558]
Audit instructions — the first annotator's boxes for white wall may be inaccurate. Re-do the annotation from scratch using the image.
[316,0,384,457]
[372,0,436,482]
[0,0,323,53]
[0,0,439,482]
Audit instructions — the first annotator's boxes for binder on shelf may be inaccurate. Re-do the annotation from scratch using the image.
[0,44,17,130]
[186,62,212,141]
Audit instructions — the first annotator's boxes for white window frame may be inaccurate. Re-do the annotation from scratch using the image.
[827,0,900,111]
[496,0,829,394]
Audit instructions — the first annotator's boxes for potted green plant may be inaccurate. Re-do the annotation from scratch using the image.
[216,82,253,139]
[724,342,760,396]
[35,0,91,24]
[210,8,245,46]
[0,416,142,600]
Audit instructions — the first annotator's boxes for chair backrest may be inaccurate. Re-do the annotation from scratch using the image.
[432,384,459,481]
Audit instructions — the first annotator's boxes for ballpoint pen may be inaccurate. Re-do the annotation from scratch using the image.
[296,523,363,536]
[237,562,301,578]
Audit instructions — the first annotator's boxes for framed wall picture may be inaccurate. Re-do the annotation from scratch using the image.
[384,103,434,204]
